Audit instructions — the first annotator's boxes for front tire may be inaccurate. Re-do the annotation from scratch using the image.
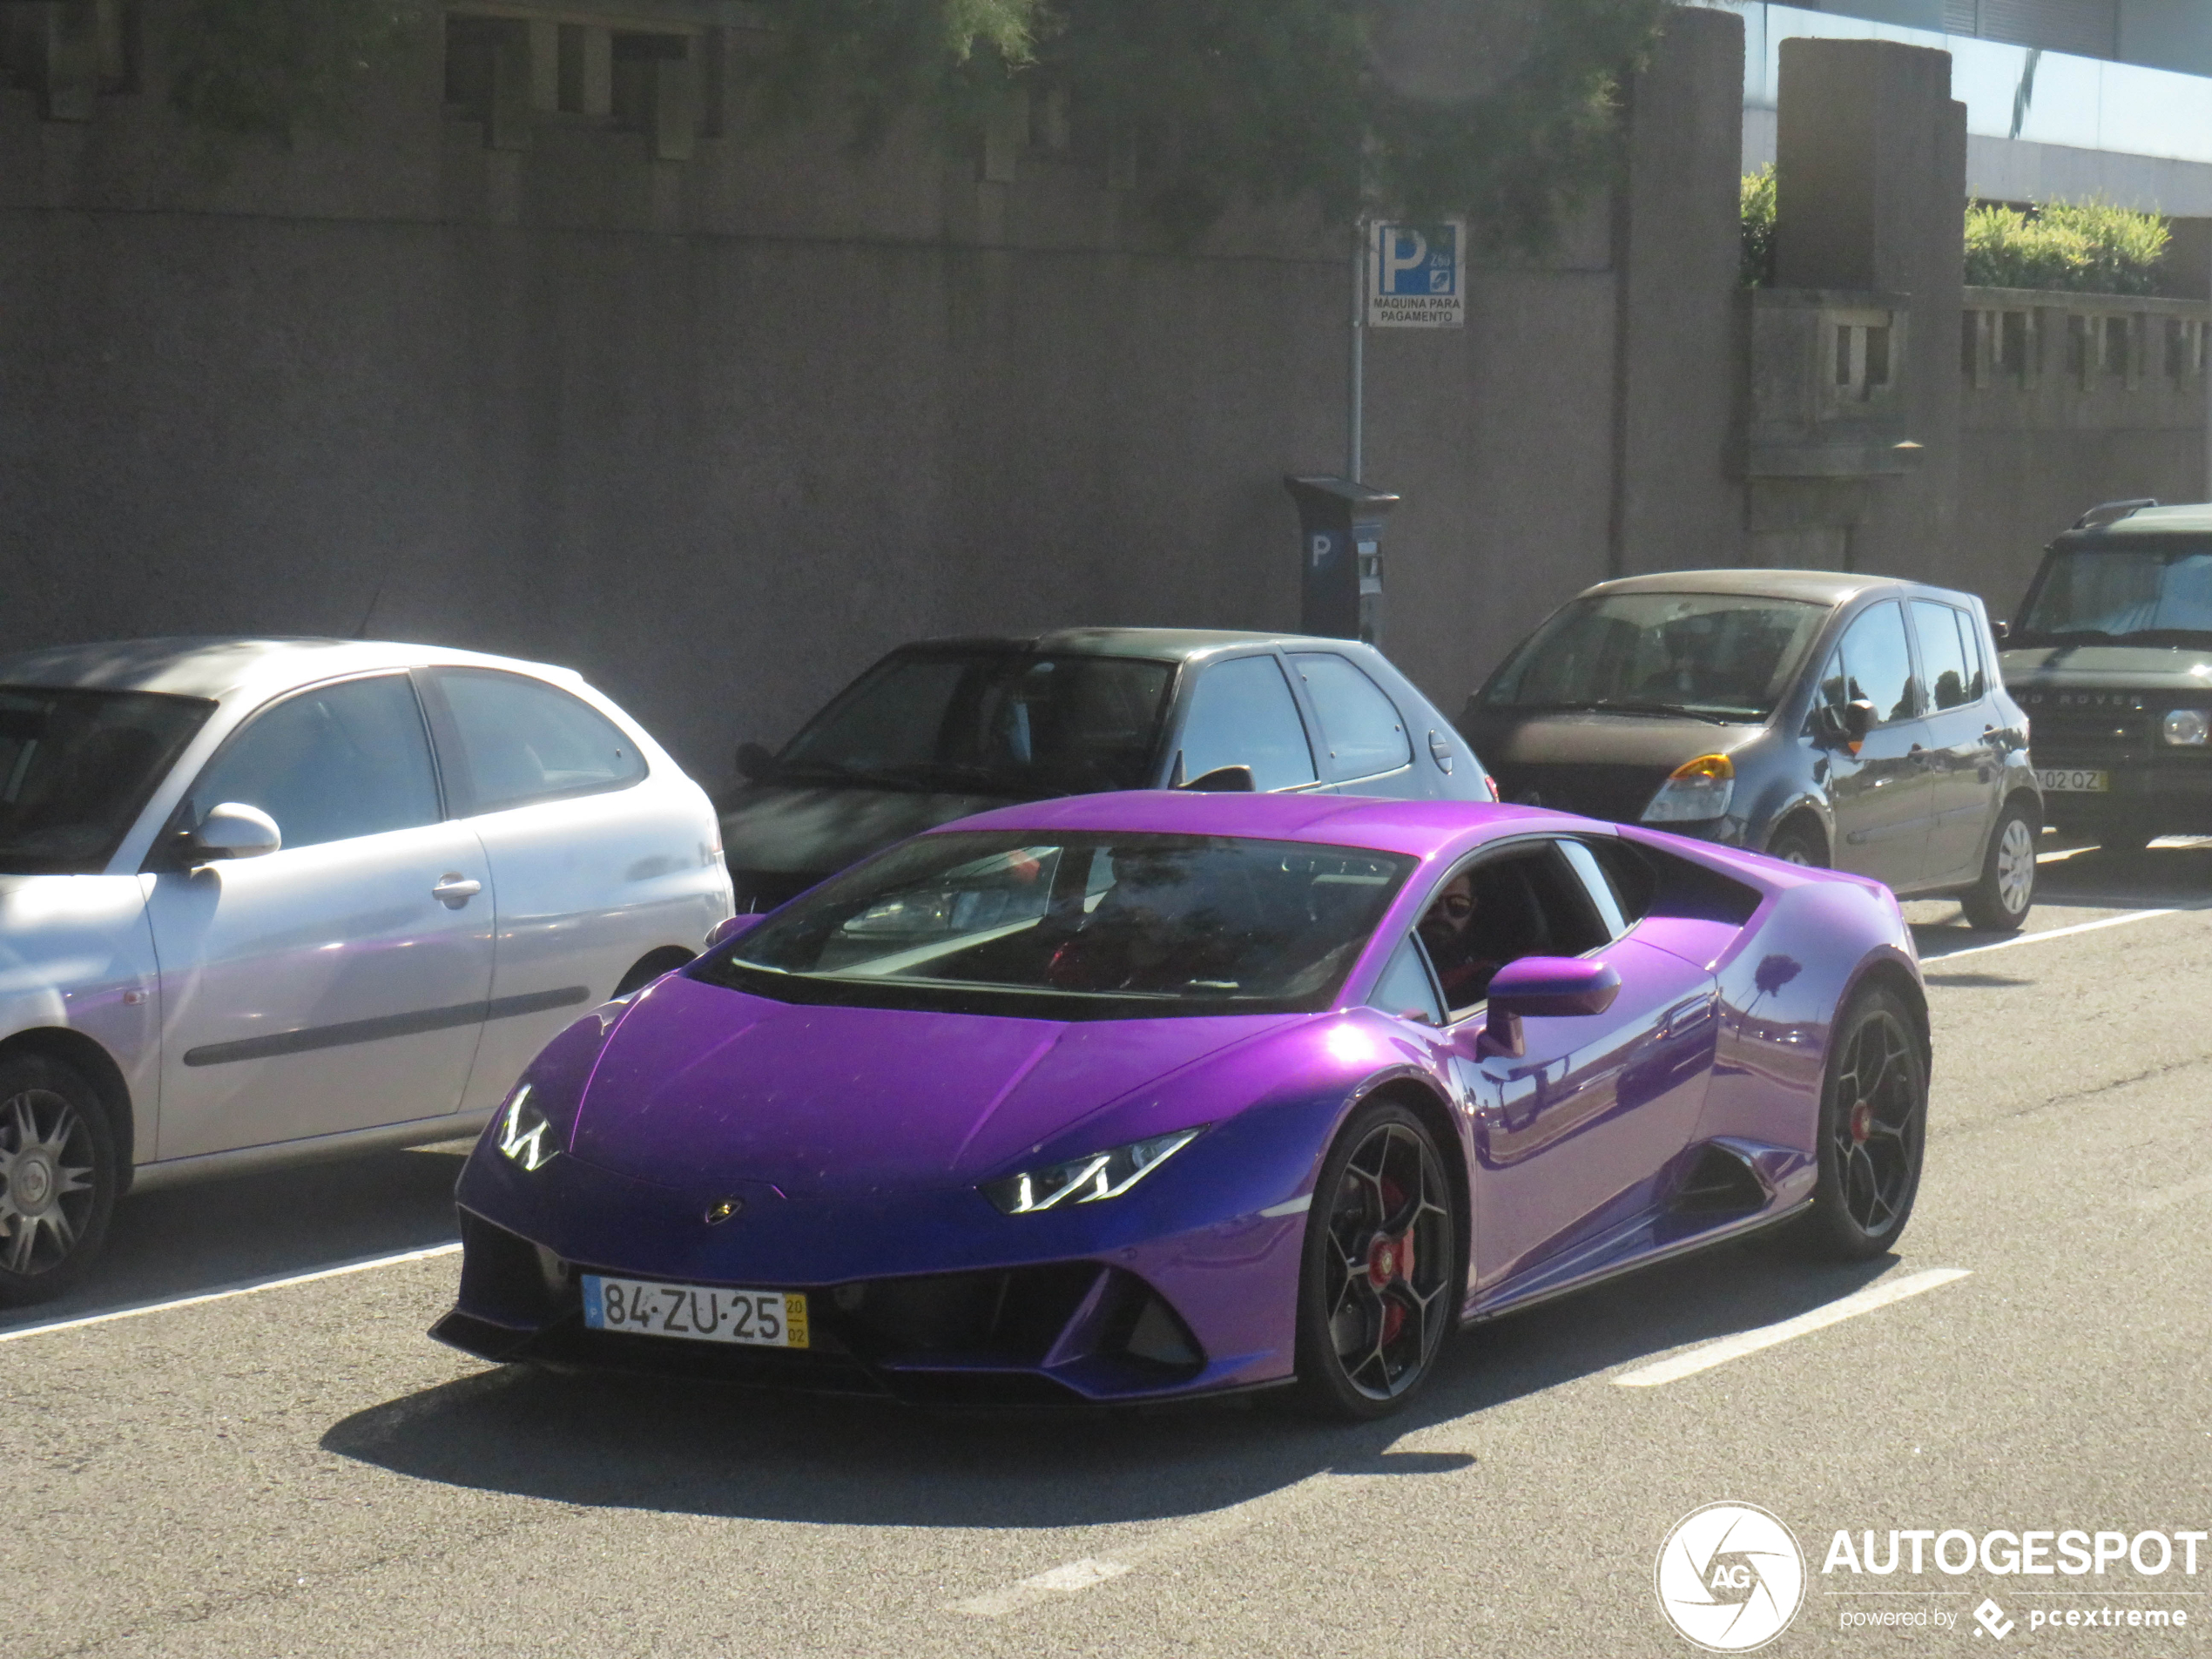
[0,1053,118,1306]
[1959,803,2036,932]
[1765,818,1826,867]
[1790,987,1926,1261]
[1291,1099,1457,1421]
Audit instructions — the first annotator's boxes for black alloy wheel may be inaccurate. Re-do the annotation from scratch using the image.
[1791,987,1926,1261]
[1764,819,1826,867]
[0,1053,119,1306]
[1293,1100,1457,1420]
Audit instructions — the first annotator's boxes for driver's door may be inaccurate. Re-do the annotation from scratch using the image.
[144,673,495,1160]
[1417,840,1717,1292]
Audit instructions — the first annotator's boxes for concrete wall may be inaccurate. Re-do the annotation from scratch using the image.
[0,7,1751,779]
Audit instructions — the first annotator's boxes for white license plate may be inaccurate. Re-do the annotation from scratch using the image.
[2037,767,2109,793]
[583,1274,809,1349]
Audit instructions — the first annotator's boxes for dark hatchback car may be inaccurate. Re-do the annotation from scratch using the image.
[719,628,1494,911]
[1459,570,2042,929]
[2000,500,2212,852]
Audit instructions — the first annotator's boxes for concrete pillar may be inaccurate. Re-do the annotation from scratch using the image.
[1766,37,1965,579]
[1608,4,1748,575]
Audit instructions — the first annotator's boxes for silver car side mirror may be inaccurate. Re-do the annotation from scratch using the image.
[192,801,282,860]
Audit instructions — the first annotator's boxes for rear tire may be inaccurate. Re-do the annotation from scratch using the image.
[1789,987,1926,1261]
[1291,1100,1458,1422]
[1959,804,2036,932]
[0,1053,119,1307]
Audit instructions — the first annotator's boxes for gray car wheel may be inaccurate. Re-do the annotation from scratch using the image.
[1959,805,2036,933]
[0,1053,118,1306]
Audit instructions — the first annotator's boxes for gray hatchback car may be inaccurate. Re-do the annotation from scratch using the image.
[1458,570,2042,929]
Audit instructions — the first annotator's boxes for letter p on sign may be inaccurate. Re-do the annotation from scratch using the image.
[1367,220,1466,327]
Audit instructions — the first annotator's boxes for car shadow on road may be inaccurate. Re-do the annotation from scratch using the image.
[0,1140,470,1337]
[322,1236,1896,1530]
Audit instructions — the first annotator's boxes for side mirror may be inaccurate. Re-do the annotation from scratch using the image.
[1180,765,1256,793]
[1843,699,1875,752]
[1992,620,2011,644]
[186,802,282,862]
[1477,956,1622,1059]
[735,742,778,783]
[706,913,765,949]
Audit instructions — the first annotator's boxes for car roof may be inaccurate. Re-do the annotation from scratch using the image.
[889,628,1381,664]
[933,789,1569,860]
[1579,569,1946,608]
[2054,502,2212,543]
[0,637,586,703]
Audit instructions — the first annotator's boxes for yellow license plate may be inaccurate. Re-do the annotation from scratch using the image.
[2036,768,2108,792]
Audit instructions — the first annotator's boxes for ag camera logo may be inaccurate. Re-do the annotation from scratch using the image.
[1656,1502,1807,1651]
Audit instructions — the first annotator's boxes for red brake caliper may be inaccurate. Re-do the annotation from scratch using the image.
[1366,1177,1417,1345]
[1849,1099,1872,1146]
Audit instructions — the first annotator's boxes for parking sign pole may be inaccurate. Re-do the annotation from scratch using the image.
[1348,220,1366,482]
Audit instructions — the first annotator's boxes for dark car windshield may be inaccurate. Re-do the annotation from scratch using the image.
[694,830,1414,1021]
[1480,592,1827,722]
[2017,546,2212,647]
[0,686,214,874]
[776,651,1174,797]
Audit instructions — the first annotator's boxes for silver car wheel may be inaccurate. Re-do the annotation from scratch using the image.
[1995,817,2035,916]
[0,1088,98,1277]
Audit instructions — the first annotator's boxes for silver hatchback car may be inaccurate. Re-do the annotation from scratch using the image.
[0,637,733,1303]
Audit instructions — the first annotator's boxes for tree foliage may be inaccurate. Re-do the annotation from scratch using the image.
[166,0,425,142]
[743,0,1670,247]
[1738,163,1776,288]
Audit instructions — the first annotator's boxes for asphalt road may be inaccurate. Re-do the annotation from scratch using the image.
[6,836,2209,1657]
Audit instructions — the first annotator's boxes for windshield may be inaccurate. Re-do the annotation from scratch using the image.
[1480,592,1827,722]
[695,830,1414,1021]
[2017,546,2212,647]
[0,686,213,874]
[777,651,1174,797]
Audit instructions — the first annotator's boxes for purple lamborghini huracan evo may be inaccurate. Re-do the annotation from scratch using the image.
[433,791,1929,1420]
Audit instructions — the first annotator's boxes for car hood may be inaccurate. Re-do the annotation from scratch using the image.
[717,782,1015,880]
[567,972,1303,1196]
[2000,644,2212,687]
[1460,709,1764,769]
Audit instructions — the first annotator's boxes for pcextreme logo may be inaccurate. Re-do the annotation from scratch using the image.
[1656,1502,1809,1652]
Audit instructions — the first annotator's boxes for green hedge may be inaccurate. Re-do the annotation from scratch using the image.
[1963,200,2169,294]
[1740,172,2171,296]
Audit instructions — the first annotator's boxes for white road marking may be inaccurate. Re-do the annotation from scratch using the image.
[0,1242,462,1346]
[948,1468,1345,1617]
[1925,908,2184,964]
[1612,1267,1971,1386]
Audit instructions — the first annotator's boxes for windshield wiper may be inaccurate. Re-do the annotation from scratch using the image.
[1545,699,1744,725]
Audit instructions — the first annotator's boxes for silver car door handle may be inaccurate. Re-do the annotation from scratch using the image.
[432,873,482,907]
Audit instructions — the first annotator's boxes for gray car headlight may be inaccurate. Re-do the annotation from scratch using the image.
[982,1128,1204,1215]
[495,1084,557,1172]
[2162,708,2209,746]
[1642,753,1736,824]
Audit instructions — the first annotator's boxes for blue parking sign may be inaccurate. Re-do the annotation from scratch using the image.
[1368,220,1466,327]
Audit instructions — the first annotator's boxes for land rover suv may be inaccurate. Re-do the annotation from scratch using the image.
[2001,500,2212,852]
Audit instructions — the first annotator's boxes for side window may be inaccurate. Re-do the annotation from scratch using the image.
[1834,602,1917,725]
[1290,652,1413,781]
[1419,843,1612,1018]
[1911,600,1976,711]
[432,669,647,814]
[1958,607,1988,701]
[1176,657,1318,792]
[1367,934,1444,1026]
[191,674,440,852]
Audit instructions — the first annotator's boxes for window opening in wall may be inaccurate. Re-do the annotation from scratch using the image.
[2104,315,2128,377]
[556,22,586,113]
[611,30,685,130]
[445,14,524,122]
[2000,310,2030,379]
